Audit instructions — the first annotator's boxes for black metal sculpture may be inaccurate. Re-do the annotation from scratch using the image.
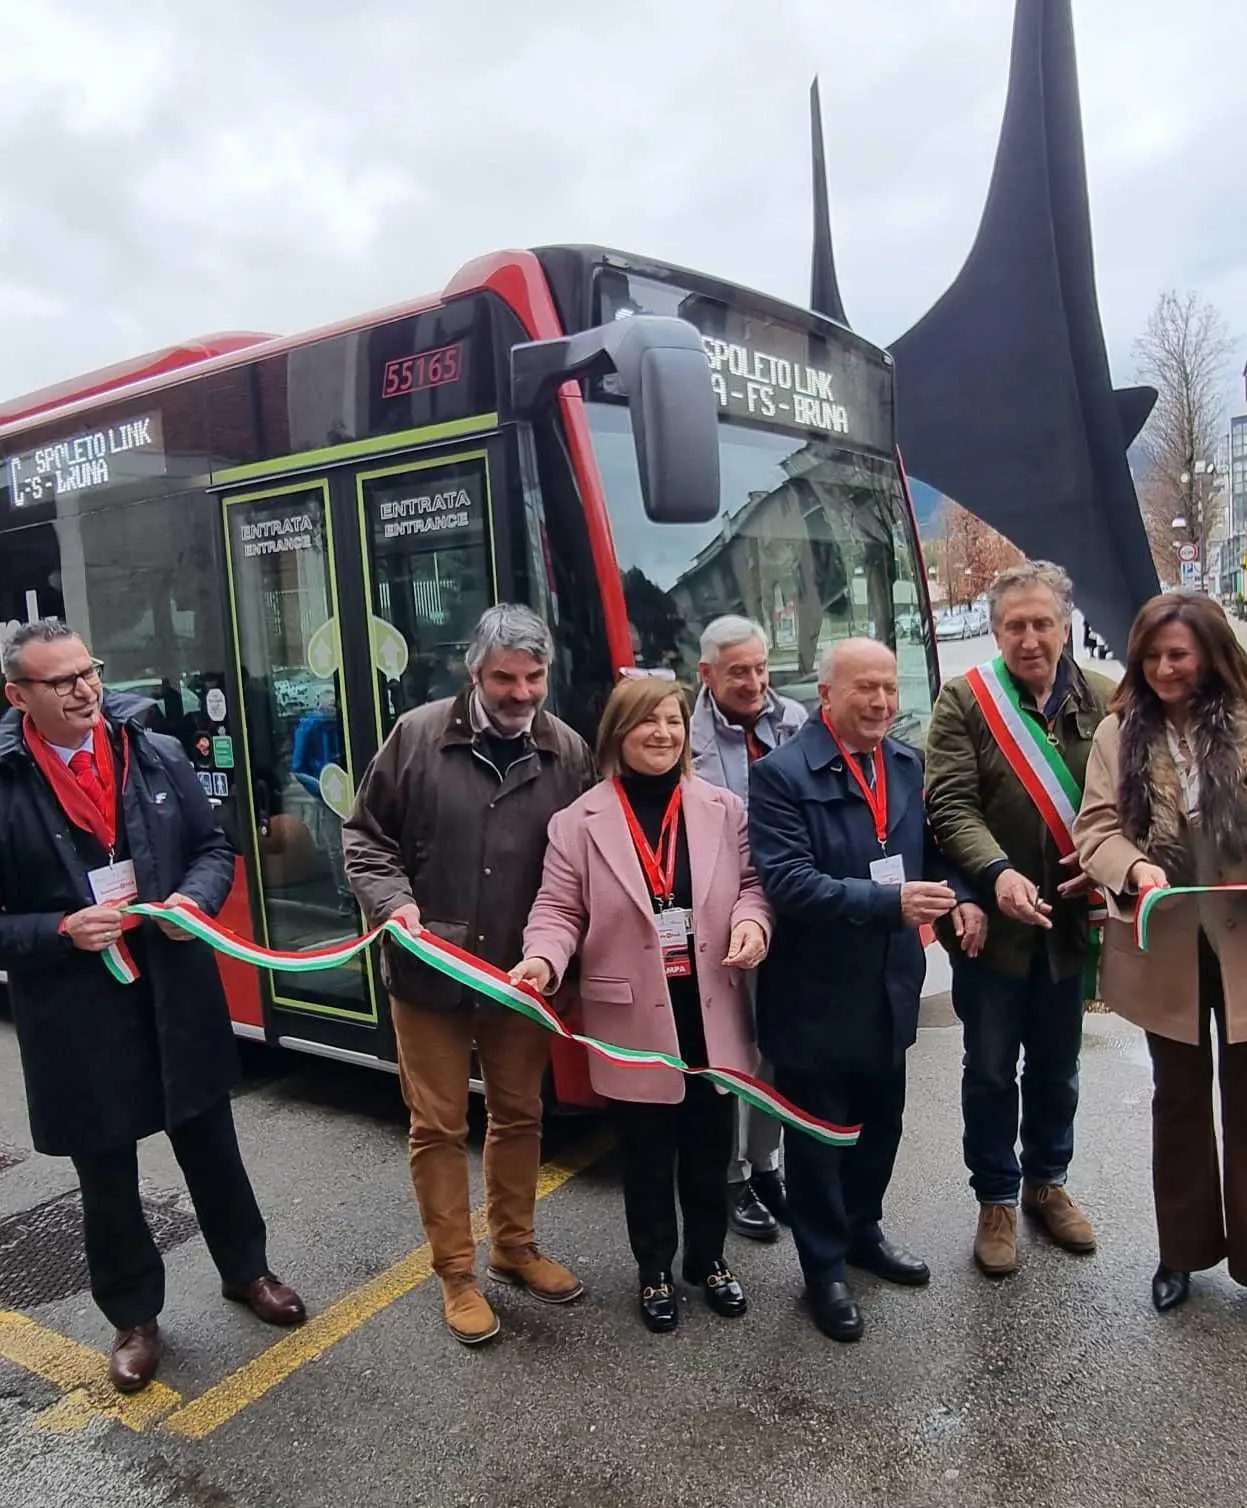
[812,0,1159,654]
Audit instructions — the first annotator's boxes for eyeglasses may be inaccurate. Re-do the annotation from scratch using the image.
[618,666,677,682]
[13,660,104,698]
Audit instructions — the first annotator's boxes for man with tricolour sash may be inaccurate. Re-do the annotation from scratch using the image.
[926,560,1114,1278]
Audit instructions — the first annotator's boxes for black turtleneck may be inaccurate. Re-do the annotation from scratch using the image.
[619,764,693,913]
[618,763,705,1067]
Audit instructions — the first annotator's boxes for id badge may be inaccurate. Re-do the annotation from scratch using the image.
[656,906,692,979]
[87,859,138,907]
[869,854,906,887]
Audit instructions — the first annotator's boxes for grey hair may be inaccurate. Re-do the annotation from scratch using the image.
[2,619,82,682]
[465,604,553,675]
[699,615,768,664]
[987,560,1074,627]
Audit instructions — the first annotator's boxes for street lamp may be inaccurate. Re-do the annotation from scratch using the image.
[1172,461,1220,593]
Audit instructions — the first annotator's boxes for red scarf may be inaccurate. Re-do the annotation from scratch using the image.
[25,717,129,853]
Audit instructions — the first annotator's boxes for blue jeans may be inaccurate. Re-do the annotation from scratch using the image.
[951,950,1084,1205]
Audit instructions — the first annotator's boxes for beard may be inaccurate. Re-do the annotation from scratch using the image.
[473,686,544,736]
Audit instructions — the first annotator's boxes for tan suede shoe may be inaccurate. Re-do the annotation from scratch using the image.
[487,1245,585,1304]
[440,1276,500,1346]
[974,1203,1018,1276]
[1022,1182,1096,1253]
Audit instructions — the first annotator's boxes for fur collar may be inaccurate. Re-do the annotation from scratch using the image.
[1117,685,1247,882]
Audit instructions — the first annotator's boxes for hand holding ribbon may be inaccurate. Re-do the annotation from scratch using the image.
[1133,879,1247,951]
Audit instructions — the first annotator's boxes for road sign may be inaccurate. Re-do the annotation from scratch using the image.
[1180,561,1200,587]
[1178,542,1198,564]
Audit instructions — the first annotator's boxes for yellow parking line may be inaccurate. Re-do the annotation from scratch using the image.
[0,1311,181,1433]
[161,1129,610,1440]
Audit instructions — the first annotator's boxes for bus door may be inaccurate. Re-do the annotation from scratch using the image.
[219,439,503,1057]
[221,476,379,1044]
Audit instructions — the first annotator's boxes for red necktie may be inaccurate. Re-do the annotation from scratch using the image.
[69,750,108,821]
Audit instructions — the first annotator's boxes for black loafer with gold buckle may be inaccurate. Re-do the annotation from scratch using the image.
[685,1257,747,1318]
[638,1271,679,1333]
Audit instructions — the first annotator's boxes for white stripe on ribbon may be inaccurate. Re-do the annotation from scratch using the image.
[974,660,1078,834]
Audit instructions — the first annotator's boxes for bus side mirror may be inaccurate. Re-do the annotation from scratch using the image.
[510,314,720,525]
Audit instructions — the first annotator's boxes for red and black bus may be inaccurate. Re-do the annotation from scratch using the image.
[0,244,938,1105]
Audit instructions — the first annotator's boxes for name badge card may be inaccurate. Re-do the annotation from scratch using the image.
[869,854,906,887]
[656,906,693,979]
[87,859,138,907]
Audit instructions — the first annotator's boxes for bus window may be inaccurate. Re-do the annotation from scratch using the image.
[584,403,936,745]
[355,451,496,739]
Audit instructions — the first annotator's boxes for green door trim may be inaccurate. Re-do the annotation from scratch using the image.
[221,478,380,1025]
[355,447,500,746]
[212,413,500,487]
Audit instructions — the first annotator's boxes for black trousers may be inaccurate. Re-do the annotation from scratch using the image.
[611,1077,735,1281]
[774,1057,908,1285]
[71,1097,269,1329]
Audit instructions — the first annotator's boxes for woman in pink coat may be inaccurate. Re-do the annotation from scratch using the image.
[512,676,772,1333]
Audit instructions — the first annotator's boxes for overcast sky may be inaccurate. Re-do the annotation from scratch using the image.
[3,0,1244,416]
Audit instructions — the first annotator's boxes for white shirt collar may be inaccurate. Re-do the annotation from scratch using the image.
[48,732,93,765]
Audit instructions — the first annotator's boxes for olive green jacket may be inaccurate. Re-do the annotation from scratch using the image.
[925,657,1114,980]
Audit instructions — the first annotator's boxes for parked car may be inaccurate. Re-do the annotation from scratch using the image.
[935,613,971,641]
[963,604,990,636]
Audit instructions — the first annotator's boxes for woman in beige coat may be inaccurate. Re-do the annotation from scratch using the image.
[1074,592,1247,1313]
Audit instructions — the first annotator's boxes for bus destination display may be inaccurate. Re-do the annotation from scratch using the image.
[701,339,848,435]
[594,270,894,454]
[6,414,166,507]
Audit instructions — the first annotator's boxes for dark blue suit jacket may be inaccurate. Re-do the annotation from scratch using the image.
[748,717,971,1075]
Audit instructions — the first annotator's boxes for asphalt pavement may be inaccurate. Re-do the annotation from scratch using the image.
[2,629,1245,1508]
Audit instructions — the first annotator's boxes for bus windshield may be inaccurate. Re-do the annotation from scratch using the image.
[585,402,935,745]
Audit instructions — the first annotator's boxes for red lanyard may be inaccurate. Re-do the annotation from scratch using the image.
[614,778,682,904]
[822,712,888,847]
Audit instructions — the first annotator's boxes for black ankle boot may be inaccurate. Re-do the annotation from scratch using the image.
[638,1272,678,1332]
[1152,1264,1190,1313]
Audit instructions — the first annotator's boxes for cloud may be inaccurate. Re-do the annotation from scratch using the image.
[0,0,1243,416]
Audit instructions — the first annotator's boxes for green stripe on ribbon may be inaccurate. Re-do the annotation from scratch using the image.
[1134,883,1247,951]
[120,902,860,1148]
[987,655,1084,810]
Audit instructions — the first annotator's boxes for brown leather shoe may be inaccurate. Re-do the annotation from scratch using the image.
[974,1203,1018,1276]
[487,1245,585,1304]
[1022,1182,1096,1253]
[109,1321,161,1394]
[222,1273,307,1326]
[441,1276,501,1346]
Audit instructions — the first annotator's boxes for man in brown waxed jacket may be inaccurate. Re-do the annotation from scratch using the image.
[925,561,1113,1279]
[343,604,593,1347]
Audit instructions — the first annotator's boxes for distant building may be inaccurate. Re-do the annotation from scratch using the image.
[1228,409,1247,601]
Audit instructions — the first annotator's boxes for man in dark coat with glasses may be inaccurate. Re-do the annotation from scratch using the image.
[0,620,306,1395]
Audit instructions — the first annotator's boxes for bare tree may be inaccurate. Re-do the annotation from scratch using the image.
[939,501,1022,605]
[1133,290,1234,582]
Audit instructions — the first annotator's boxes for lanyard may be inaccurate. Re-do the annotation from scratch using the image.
[822,712,888,848]
[614,778,683,904]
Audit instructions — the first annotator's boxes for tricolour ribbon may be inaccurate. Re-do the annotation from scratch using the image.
[117,900,861,1149]
[1135,882,1247,952]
